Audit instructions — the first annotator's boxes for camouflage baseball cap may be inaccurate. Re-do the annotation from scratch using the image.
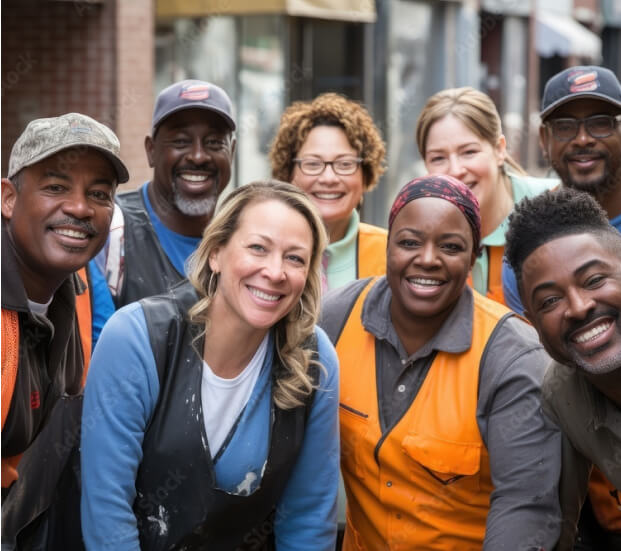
[7,113,130,183]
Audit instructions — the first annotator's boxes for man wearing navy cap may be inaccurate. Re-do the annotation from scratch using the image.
[90,80,237,336]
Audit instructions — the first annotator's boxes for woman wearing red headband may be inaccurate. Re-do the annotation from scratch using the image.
[320,174,563,550]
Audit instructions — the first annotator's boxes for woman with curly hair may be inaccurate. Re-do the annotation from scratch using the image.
[416,87,557,305]
[270,93,387,291]
[80,181,339,550]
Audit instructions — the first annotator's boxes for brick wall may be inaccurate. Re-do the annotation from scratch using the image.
[1,0,153,188]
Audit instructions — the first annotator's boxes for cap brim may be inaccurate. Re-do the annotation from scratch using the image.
[153,103,236,133]
[541,93,621,119]
[9,143,130,184]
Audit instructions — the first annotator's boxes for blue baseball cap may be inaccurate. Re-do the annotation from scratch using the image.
[152,80,236,132]
[540,66,621,120]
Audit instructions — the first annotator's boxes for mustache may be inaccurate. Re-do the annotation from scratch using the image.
[563,306,618,342]
[563,148,609,161]
[174,164,216,173]
[49,217,98,237]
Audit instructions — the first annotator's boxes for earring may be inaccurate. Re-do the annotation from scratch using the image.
[207,271,219,296]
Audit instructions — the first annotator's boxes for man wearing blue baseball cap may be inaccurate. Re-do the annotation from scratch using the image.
[90,80,237,337]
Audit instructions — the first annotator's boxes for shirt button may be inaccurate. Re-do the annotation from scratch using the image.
[401,358,406,365]
[386,481,392,487]
[396,513,402,519]
[397,384,406,393]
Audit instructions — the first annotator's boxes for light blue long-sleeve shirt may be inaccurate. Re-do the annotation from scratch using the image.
[81,302,339,550]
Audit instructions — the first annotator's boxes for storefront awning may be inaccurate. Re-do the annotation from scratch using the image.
[156,0,377,23]
[536,11,602,61]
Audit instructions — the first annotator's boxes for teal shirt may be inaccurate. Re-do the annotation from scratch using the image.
[325,210,360,291]
[471,172,558,295]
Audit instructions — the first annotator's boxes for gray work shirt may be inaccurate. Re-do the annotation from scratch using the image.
[320,277,563,551]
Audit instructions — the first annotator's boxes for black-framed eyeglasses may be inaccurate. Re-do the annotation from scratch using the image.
[293,157,362,176]
[546,114,621,141]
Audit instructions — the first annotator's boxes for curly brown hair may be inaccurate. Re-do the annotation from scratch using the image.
[269,93,386,192]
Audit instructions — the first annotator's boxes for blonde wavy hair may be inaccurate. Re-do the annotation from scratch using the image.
[269,92,386,191]
[187,180,328,410]
[416,87,527,176]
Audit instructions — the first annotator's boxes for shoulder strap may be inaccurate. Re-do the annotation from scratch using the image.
[329,277,377,345]
[2,309,19,430]
[75,267,92,385]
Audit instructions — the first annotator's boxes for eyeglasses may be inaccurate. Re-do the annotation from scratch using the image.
[546,114,621,141]
[293,157,362,176]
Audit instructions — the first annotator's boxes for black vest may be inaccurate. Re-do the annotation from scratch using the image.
[135,281,317,551]
[115,189,185,308]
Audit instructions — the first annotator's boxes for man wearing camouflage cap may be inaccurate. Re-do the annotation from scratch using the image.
[1,112,128,548]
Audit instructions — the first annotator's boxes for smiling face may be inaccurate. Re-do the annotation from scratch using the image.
[1,148,116,299]
[540,99,621,199]
[521,232,621,376]
[208,199,313,338]
[146,108,235,219]
[291,125,364,243]
[424,114,507,233]
[387,197,476,332]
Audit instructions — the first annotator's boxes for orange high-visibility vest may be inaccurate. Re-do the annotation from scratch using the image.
[1,267,91,488]
[589,466,621,533]
[356,223,387,280]
[337,279,510,550]
[468,245,505,305]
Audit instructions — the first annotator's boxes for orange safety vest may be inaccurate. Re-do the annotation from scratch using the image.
[589,466,621,533]
[356,222,387,280]
[468,245,505,305]
[1,267,92,488]
[337,279,511,550]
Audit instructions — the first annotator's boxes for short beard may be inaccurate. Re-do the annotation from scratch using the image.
[559,152,615,198]
[569,346,621,376]
[172,182,218,217]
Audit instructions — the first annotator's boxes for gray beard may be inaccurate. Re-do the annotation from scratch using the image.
[172,184,218,217]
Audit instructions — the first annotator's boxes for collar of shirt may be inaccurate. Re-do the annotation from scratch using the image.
[326,209,359,270]
[360,276,474,363]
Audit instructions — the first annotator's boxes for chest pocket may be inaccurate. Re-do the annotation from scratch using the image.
[402,432,482,490]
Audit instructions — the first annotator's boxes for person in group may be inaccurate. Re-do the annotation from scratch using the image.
[80,181,339,550]
[89,79,237,343]
[270,92,387,292]
[501,65,621,547]
[319,174,562,550]
[416,86,556,304]
[505,188,621,550]
[1,113,129,547]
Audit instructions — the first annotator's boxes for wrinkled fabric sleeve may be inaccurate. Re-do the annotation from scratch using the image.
[274,327,339,551]
[81,303,159,551]
[477,316,562,551]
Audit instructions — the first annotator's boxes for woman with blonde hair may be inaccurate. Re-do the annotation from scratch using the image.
[80,181,339,550]
[416,87,556,304]
[270,93,387,291]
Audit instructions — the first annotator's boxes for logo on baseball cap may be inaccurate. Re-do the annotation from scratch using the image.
[8,113,129,183]
[540,66,621,120]
[152,80,236,132]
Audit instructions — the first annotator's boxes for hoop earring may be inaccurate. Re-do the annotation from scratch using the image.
[208,271,219,296]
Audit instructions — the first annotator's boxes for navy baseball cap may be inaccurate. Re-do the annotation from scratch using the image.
[152,80,236,132]
[540,66,621,120]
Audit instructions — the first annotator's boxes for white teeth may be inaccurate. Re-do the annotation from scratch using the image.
[249,287,280,302]
[54,228,88,239]
[179,173,208,182]
[410,278,443,286]
[314,193,341,200]
[573,321,612,344]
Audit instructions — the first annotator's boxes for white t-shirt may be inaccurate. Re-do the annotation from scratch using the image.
[201,334,268,458]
